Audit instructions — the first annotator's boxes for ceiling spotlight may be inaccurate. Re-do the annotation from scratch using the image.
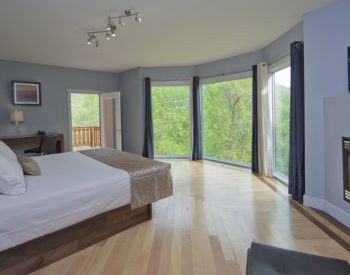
[106,31,111,40]
[119,18,125,27]
[87,34,95,45]
[135,14,141,23]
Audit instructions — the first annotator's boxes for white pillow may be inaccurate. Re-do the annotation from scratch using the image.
[0,151,26,195]
[0,140,17,160]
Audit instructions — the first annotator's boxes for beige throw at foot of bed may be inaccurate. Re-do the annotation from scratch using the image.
[80,148,173,209]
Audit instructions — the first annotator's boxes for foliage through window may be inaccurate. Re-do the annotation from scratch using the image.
[71,93,100,150]
[71,93,100,127]
[152,86,190,156]
[273,67,291,178]
[202,77,252,164]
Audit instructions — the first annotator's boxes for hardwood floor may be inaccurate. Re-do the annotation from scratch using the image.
[31,160,350,275]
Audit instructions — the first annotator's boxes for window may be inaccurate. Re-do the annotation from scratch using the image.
[152,85,190,156]
[202,77,252,165]
[272,66,291,181]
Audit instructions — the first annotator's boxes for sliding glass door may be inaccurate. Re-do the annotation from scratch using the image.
[202,77,252,165]
[272,66,291,181]
[152,85,190,157]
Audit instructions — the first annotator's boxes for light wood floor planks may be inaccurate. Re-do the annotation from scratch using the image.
[31,160,350,275]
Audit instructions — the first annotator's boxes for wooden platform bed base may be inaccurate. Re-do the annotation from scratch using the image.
[0,204,152,275]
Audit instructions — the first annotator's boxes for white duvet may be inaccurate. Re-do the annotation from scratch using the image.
[0,152,130,251]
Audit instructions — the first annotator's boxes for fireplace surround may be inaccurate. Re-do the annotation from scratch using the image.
[342,137,350,202]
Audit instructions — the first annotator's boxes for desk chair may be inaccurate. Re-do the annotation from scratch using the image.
[24,134,59,155]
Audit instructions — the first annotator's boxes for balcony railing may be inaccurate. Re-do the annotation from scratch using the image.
[72,126,100,148]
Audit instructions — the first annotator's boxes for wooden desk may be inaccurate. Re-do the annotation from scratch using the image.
[0,133,64,153]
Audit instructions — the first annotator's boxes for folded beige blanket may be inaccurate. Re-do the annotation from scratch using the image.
[80,148,173,209]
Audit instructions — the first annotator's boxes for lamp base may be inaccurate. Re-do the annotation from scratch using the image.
[15,122,20,136]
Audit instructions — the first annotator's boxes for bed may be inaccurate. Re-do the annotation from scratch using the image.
[0,148,173,275]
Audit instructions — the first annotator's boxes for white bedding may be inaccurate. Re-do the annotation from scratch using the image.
[0,151,130,251]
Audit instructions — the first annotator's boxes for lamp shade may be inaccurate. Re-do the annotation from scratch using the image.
[10,110,24,122]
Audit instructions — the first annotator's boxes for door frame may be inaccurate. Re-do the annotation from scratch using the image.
[100,92,122,150]
[67,89,101,152]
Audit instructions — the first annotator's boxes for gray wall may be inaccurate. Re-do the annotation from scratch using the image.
[119,68,143,154]
[263,22,303,62]
[303,0,350,220]
[0,60,119,151]
[197,50,263,78]
[143,66,196,81]
[324,95,350,222]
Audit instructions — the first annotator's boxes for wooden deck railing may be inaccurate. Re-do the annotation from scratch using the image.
[72,126,100,148]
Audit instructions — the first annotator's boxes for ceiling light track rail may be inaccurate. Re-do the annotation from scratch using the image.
[86,10,141,49]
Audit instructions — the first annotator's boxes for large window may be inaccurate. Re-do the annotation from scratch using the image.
[202,77,252,165]
[152,85,190,156]
[272,66,291,180]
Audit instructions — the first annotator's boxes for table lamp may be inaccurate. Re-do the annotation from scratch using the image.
[10,110,24,135]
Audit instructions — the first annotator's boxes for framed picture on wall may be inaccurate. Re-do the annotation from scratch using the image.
[12,81,41,105]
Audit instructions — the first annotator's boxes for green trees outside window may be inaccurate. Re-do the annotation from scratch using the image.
[71,93,100,127]
[273,67,291,178]
[152,86,190,156]
[151,72,290,176]
[202,78,252,164]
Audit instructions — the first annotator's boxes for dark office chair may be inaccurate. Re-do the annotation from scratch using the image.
[24,134,59,155]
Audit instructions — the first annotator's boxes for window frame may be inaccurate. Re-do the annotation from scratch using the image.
[200,71,253,168]
[151,80,191,158]
[269,58,291,184]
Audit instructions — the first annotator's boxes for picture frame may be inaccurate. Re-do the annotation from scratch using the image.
[12,81,41,106]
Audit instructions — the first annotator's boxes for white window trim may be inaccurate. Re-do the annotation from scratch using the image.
[269,60,291,183]
[269,55,290,72]
[151,80,190,87]
[200,71,252,85]
[274,171,289,185]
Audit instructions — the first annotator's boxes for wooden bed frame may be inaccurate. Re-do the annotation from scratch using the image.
[0,203,152,275]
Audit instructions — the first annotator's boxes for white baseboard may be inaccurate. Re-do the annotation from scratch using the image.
[303,195,350,228]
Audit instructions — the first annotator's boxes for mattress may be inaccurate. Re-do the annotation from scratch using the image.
[0,152,130,252]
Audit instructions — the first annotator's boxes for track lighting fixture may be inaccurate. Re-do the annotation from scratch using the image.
[86,10,141,49]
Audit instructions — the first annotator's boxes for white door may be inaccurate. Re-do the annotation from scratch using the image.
[100,92,122,150]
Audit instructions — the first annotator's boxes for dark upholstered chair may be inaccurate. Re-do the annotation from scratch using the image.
[24,134,59,155]
[246,242,350,275]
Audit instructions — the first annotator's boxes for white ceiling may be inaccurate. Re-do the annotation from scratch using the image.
[0,0,339,73]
